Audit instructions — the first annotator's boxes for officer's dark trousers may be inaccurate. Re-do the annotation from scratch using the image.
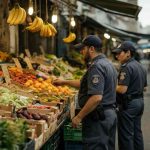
[118,98,144,150]
[82,109,117,150]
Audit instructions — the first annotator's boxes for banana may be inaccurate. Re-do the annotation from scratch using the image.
[7,4,27,25]
[43,25,48,37]
[13,6,24,25]
[26,16,43,32]
[48,23,57,35]
[63,32,76,43]
[31,17,43,32]
[36,18,43,31]
[20,8,26,24]
[39,22,56,37]
[9,7,20,25]
[71,33,76,40]
[26,16,39,30]
[46,24,52,37]
[40,24,45,36]
[40,24,51,37]
[7,7,16,24]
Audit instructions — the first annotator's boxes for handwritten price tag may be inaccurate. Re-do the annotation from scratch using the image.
[24,57,33,70]
[13,58,23,72]
[25,49,32,58]
[1,65,11,84]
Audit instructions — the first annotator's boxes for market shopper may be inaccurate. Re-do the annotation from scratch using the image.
[53,35,118,150]
[112,41,147,150]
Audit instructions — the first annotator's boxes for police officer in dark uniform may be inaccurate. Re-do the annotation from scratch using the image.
[54,35,118,150]
[113,41,147,150]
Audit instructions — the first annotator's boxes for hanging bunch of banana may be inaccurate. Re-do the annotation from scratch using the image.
[26,16,43,32]
[7,3,26,25]
[40,22,57,37]
[39,0,57,37]
[63,32,76,43]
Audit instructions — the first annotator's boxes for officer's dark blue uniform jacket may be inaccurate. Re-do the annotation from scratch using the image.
[118,58,147,95]
[78,54,117,109]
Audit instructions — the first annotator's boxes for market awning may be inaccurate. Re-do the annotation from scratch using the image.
[111,27,150,39]
[78,15,142,41]
[78,0,142,19]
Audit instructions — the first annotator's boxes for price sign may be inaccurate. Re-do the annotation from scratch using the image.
[25,49,32,58]
[1,65,11,84]
[20,53,24,58]
[24,57,33,70]
[13,58,23,72]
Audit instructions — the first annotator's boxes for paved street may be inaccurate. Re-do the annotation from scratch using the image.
[142,62,150,150]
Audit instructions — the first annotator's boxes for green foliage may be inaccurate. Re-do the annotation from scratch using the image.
[0,119,28,149]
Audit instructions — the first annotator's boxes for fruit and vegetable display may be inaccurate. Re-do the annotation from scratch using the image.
[0,119,28,149]
[0,51,11,62]
[0,87,32,109]
[24,77,73,95]
[17,107,49,121]
[9,67,37,85]
[68,50,85,66]
[45,54,85,79]
[0,56,78,149]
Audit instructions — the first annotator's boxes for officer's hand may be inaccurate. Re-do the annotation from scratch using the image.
[72,115,81,128]
[52,79,65,86]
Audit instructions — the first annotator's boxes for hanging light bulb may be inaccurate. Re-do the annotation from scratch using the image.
[28,7,34,15]
[104,33,110,39]
[51,7,58,23]
[52,14,58,23]
[112,37,116,42]
[70,17,76,27]
[28,0,34,15]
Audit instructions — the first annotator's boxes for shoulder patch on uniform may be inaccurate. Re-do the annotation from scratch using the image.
[92,75,100,84]
[120,72,126,80]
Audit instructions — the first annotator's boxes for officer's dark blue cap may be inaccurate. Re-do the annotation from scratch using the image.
[112,41,136,53]
[74,35,102,50]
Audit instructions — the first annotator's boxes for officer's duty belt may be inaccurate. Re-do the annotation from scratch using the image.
[103,104,116,110]
[127,93,143,101]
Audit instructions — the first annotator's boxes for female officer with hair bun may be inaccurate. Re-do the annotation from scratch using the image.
[113,41,147,150]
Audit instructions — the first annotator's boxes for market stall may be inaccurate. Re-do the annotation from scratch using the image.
[0,50,83,149]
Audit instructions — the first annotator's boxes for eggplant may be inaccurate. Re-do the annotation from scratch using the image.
[32,113,41,120]
[39,114,48,122]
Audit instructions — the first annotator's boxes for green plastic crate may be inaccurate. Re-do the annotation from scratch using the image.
[64,123,82,141]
